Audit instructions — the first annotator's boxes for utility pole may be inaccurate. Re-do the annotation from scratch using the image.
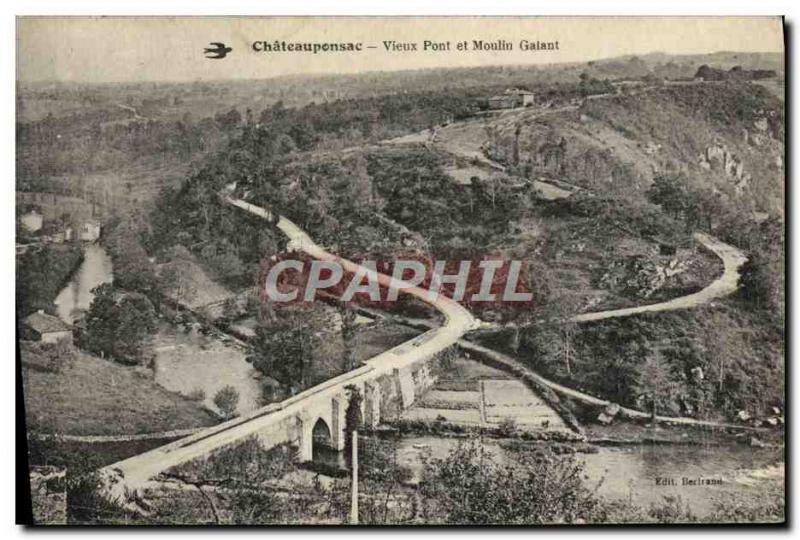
[350,430,359,525]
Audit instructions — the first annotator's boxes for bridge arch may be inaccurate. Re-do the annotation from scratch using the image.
[311,417,333,462]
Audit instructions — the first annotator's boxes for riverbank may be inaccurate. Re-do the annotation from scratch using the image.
[368,415,784,451]
[16,242,84,318]
[385,432,783,522]
[583,420,785,448]
[22,349,217,437]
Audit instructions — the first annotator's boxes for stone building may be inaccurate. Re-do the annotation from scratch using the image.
[487,88,535,109]
[22,310,72,344]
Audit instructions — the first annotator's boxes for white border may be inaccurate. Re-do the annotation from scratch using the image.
[4,2,795,538]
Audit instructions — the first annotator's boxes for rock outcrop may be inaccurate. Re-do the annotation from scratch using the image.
[598,255,690,299]
[698,142,752,194]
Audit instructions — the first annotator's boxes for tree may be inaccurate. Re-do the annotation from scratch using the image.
[339,303,358,372]
[354,436,414,524]
[149,437,312,525]
[343,155,382,214]
[16,243,83,317]
[518,262,582,379]
[632,352,681,421]
[420,441,602,524]
[81,284,157,365]
[159,246,198,310]
[695,64,726,81]
[104,227,158,294]
[343,385,362,469]
[739,255,782,315]
[215,108,242,131]
[647,174,692,224]
[578,74,615,97]
[524,323,575,381]
[200,239,245,282]
[248,314,319,393]
[213,386,240,420]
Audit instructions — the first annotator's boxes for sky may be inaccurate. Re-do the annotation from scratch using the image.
[16,16,785,83]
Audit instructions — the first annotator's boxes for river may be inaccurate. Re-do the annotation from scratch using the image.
[152,324,263,417]
[54,243,114,323]
[52,242,263,416]
[393,435,784,519]
[581,443,784,516]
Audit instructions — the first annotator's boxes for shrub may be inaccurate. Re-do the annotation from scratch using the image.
[420,440,603,524]
[81,284,157,365]
[496,417,518,437]
[213,386,240,420]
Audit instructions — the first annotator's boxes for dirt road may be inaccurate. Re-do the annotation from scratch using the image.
[571,232,747,323]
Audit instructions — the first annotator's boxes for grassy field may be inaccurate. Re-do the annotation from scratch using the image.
[22,349,217,436]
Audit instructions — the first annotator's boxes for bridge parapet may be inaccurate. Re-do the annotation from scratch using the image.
[100,196,475,508]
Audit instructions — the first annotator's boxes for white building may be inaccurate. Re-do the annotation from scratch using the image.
[80,220,101,242]
[487,89,536,110]
[20,210,43,233]
[509,88,536,107]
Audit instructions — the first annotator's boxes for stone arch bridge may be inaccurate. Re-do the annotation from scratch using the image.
[100,196,480,505]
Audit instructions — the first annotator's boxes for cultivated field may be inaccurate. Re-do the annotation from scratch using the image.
[402,356,567,432]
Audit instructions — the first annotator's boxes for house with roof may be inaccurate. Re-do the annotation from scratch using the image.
[488,94,518,110]
[79,220,101,242]
[22,310,72,344]
[487,88,536,110]
[507,88,535,106]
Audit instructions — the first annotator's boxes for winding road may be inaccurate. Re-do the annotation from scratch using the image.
[224,195,479,338]
[570,232,748,323]
[100,99,753,503]
[226,194,750,431]
[420,113,748,323]
[226,103,748,433]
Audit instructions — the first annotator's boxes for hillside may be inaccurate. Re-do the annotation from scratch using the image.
[17,51,784,123]
[129,66,785,423]
[16,50,783,218]
[485,82,784,215]
[22,348,217,436]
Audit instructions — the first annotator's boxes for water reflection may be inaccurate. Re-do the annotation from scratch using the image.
[581,444,784,515]
[54,243,113,323]
[393,435,783,517]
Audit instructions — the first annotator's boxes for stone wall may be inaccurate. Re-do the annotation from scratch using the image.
[375,348,453,422]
